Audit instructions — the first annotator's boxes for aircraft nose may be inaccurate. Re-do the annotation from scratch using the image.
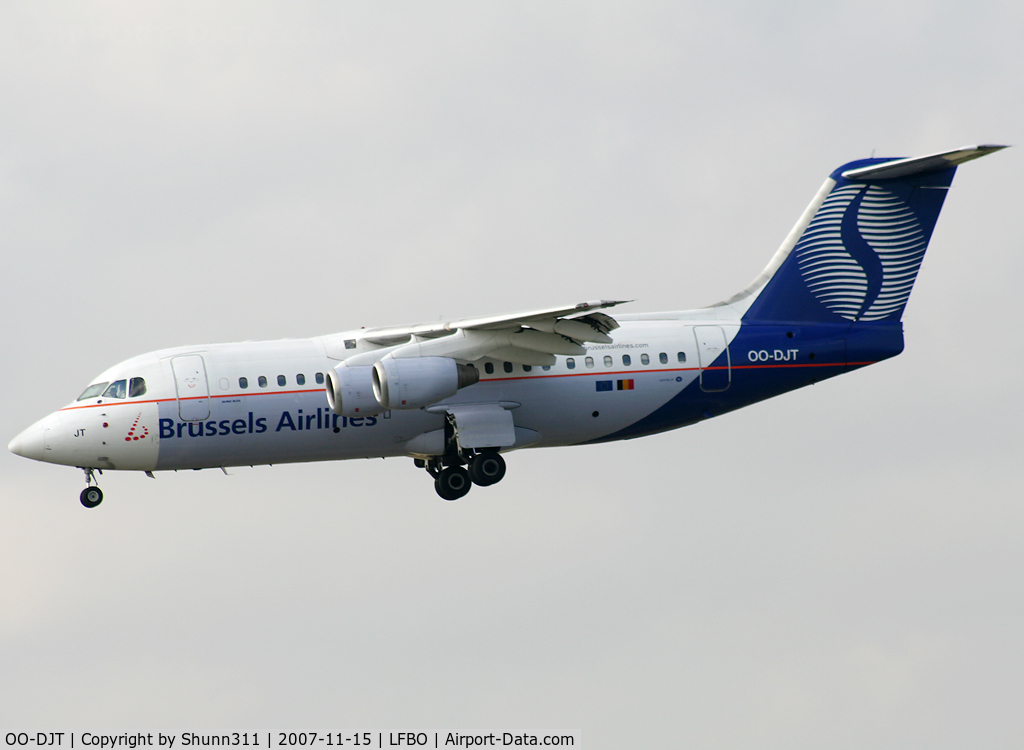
[9,423,46,461]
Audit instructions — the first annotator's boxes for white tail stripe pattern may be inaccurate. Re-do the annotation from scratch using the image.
[795,184,927,321]
[795,185,869,319]
[857,187,926,321]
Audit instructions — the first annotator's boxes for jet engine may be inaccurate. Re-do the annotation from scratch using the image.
[325,364,383,417]
[372,357,479,410]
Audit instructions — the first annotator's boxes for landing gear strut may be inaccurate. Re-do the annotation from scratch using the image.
[418,450,507,500]
[79,467,103,508]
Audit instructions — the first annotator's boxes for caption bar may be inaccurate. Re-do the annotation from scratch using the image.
[3,733,578,749]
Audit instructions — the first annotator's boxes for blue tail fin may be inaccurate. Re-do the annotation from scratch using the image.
[736,145,1006,324]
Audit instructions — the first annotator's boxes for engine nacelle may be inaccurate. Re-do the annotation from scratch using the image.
[325,364,383,417]
[372,357,479,410]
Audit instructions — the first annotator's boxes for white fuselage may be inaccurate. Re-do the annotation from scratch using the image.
[28,317,728,472]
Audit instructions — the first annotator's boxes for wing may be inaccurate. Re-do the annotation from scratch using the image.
[335,300,629,366]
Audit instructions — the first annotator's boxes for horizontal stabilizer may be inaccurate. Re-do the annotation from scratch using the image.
[842,144,1008,181]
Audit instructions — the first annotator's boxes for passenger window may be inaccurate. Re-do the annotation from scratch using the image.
[296,374,306,386]
[78,382,109,401]
[219,378,229,391]
[542,365,551,371]
[523,365,532,372]
[129,377,147,397]
[604,356,613,367]
[239,377,249,389]
[566,358,576,370]
[277,375,286,387]
[678,352,686,363]
[315,372,324,385]
[622,355,631,366]
[485,362,494,374]
[503,362,513,373]
[258,376,267,388]
[585,356,594,369]
[102,380,127,399]
[641,353,650,365]
[660,352,668,365]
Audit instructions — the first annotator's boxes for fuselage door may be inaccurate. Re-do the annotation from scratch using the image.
[694,326,731,392]
[171,355,211,421]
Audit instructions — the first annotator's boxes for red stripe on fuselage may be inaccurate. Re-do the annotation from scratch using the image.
[58,360,872,411]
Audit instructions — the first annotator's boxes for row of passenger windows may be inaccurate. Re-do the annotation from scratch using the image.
[482,351,685,374]
[234,372,325,390]
[78,377,148,401]
[77,353,685,400]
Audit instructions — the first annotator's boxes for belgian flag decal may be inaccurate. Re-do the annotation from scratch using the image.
[596,379,635,391]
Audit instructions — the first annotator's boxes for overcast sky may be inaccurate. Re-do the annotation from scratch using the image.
[2,2,1022,747]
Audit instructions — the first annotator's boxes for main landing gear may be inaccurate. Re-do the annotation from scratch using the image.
[417,449,507,501]
[79,467,103,508]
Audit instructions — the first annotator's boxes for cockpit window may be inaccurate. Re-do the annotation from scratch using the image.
[102,380,127,399]
[129,377,147,397]
[77,382,109,401]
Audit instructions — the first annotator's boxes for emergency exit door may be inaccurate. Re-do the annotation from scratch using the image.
[694,326,731,392]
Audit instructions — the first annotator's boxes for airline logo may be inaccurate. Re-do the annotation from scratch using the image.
[796,184,927,321]
[125,413,150,442]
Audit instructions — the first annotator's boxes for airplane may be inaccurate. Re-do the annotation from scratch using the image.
[8,144,1007,507]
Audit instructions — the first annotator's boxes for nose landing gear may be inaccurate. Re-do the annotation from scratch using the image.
[418,450,507,501]
[79,467,103,508]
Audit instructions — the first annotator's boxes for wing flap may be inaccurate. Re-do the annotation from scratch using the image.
[329,300,629,367]
[385,329,560,365]
[358,300,628,345]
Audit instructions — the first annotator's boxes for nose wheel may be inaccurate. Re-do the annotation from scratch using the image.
[79,467,103,508]
[80,486,104,508]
